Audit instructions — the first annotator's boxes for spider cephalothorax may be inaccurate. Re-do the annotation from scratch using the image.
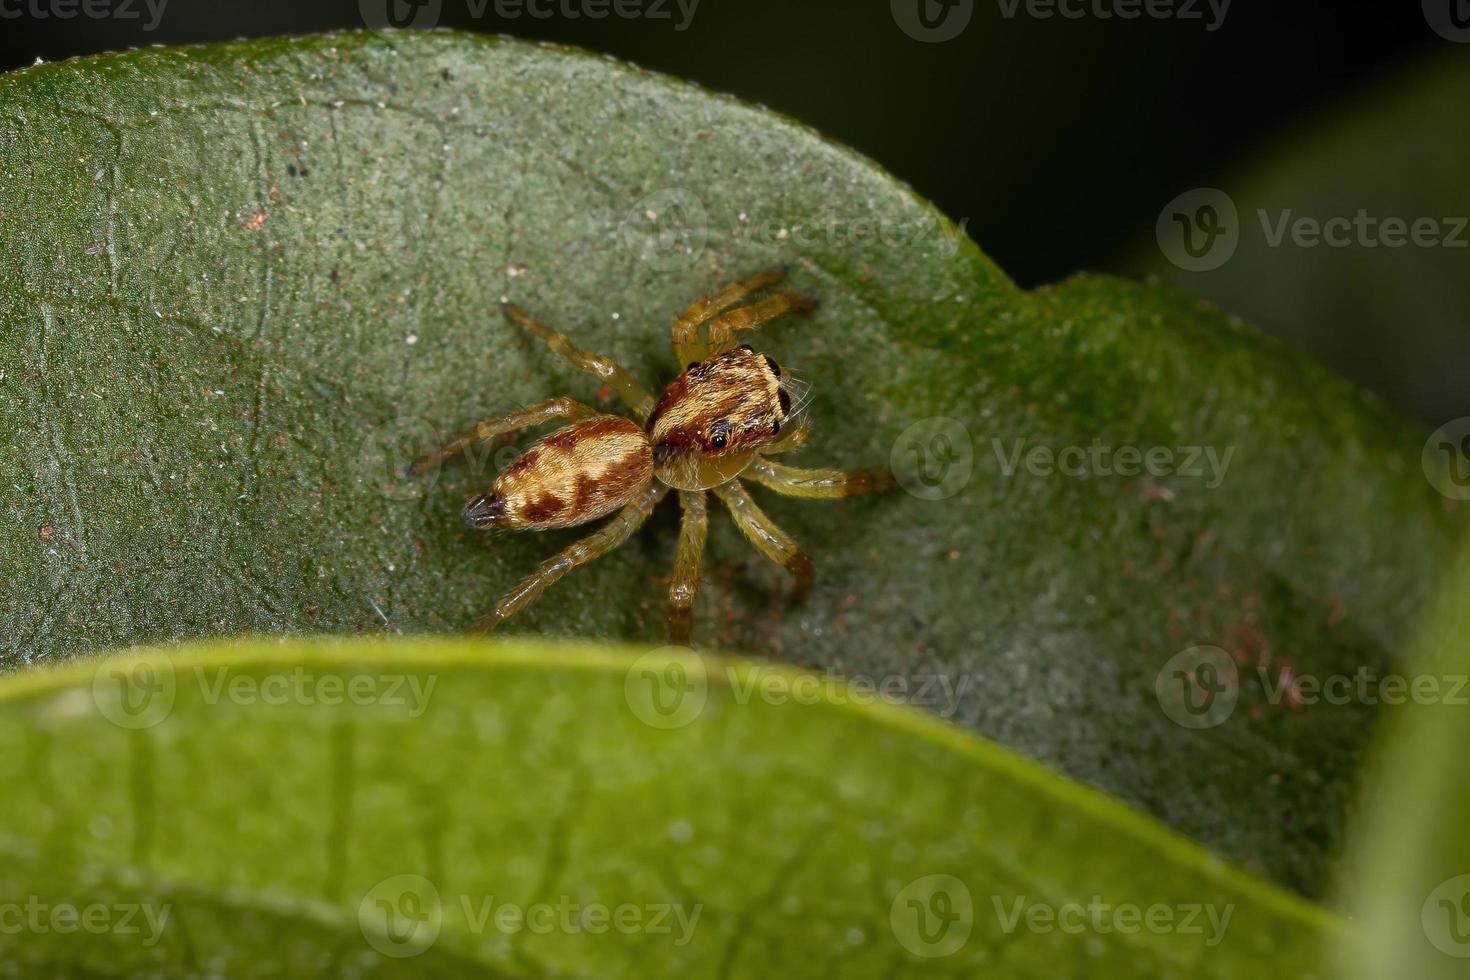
[648,345,794,491]
[412,265,895,644]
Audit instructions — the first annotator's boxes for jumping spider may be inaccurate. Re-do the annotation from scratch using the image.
[411,266,896,644]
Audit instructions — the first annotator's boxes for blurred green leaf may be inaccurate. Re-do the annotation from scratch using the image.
[0,637,1348,977]
[1343,544,1470,979]
[0,30,1462,896]
[1130,50,1470,428]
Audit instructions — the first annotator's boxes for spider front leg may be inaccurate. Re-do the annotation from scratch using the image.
[671,265,789,363]
[667,490,708,646]
[475,482,669,633]
[705,291,816,354]
[711,480,813,603]
[502,302,656,422]
[745,458,898,498]
[408,396,599,476]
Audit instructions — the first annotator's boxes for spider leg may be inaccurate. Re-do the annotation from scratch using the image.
[408,396,599,476]
[762,420,810,455]
[672,265,789,364]
[745,458,898,498]
[474,482,669,633]
[667,490,709,646]
[705,292,816,354]
[711,480,813,603]
[502,302,656,422]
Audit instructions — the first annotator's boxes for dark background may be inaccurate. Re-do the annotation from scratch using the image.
[3,1,1462,422]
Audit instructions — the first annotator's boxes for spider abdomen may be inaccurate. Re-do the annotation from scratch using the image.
[464,415,654,531]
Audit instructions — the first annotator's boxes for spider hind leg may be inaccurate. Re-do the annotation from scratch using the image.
[474,483,668,633]
[408,396,598,477]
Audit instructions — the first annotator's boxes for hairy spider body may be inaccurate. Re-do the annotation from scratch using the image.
[464,415,652,531]
[412,266,896,644]
[648,345,791,491]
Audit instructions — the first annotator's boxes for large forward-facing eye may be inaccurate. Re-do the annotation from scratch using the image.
[710,431,728,449]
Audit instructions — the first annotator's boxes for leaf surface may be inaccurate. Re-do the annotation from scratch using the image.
[0,637,1346,977]
[0,30,1461,894]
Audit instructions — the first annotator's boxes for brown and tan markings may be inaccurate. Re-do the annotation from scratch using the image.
[412,266,897,644]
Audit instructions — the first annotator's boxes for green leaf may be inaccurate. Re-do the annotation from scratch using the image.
[0,637,1346,977]
[1342,544,1470,979]
[0,30,1461,896]
[1130,50,1470,427]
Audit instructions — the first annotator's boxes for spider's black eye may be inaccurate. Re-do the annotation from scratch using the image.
[763,354,781,377]
[710,431,727,450]
[738,343,754,353]
[778,389,792,415]
[687,361,701,371]
[771,419,782,436]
